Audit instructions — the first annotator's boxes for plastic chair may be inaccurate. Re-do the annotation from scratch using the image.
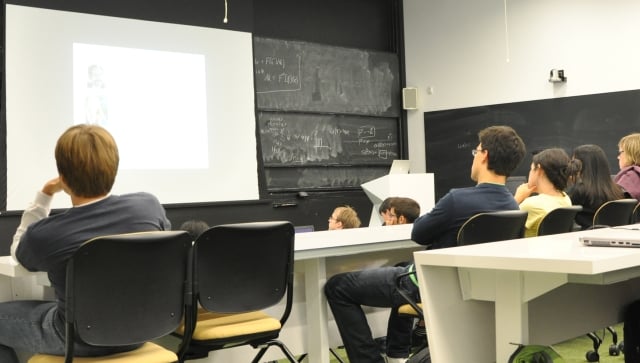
[456,210,528,245]
[395,210,528,354]
[591,198,638,229]
[29,230,192,363]
[176,221,298,363]
[536,205,583,236]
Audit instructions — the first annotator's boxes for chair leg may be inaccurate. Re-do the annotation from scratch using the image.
[329,347,346,363]
[251,340,298,363]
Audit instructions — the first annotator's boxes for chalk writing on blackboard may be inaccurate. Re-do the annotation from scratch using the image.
[259,111,399,166]
[254,37,401,116]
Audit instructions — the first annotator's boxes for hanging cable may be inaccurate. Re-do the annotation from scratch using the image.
[503,0,510,62]
[223,0,228,23]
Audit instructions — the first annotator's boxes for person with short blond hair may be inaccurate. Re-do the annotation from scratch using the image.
[328,205,361,230]
[615,132,640,200]
[0,124,170,363]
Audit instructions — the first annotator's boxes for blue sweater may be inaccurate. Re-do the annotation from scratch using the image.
[411,183,519,250]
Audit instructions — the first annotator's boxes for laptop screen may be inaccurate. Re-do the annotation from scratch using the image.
[294,225,315,234]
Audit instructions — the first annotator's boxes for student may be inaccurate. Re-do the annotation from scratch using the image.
[324,125,526,363]
[568,144,625,229]
[328,205,361,230]
[378,197,397,225]
[614,133,640,200]
[0,124,171,363]
[382,197,420,225]
[514,148,577,237]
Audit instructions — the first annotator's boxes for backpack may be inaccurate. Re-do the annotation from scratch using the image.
[508,344,565,363]
[624,299,640,362]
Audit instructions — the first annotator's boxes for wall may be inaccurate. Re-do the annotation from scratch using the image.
[403,0,640,173]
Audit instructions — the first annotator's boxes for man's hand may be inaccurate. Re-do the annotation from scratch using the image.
[42,177,64,196]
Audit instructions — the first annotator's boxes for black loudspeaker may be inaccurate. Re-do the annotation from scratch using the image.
[402,87,418,110]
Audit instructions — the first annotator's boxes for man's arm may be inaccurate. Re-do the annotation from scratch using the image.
[410,192,454,246]
[10,178,63,262]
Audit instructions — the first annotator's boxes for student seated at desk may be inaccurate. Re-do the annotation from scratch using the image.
[379,197,420,226]
[324,125,526,363]
[567,144,625,229]
[514,148,578,237]
[0,125,171,363]
[328,205,362,230]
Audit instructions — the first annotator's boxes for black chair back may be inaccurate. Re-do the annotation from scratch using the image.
[592,198,638,228]
[194,221,295,315]
[537,205,583,236]
[67,231,191,351]
[457,210,528,246]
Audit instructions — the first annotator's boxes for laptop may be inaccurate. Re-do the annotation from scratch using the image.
[579,227,640,247]
[294,225,315,234]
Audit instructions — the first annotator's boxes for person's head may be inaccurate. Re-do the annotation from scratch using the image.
[378,197,397,225]
[385,197,421,225]
[528,148,576,192]
[55,124,119,198]
[328,205,361,230]
[618,133,640,169]
[179,219,210,241]
[471,125,526,182]
[571,144,624,203]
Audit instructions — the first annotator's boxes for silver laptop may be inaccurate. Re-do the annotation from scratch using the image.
[579,227,640,247]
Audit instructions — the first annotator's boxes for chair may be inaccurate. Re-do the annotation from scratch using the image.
[29,230,192,363]
[176,221,298,363]
[536,205,583,236]
[632,202,640,224]
[456,210,528,245]
[395,210,528,353]
[591,198,638,229]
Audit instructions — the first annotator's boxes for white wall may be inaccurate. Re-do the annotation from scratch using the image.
[403,0,640,172]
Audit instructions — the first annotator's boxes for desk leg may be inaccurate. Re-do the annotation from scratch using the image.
[303,258,330,363]
[495,270,528,363]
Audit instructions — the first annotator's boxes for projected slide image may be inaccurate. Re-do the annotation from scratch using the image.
[73,43,209,170]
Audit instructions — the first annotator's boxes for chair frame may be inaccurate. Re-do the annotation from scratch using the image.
[32,231,191,363]
[178,221,297,363]
[591,198,638,229]
[456,210,528,245]
[536,205,583,236]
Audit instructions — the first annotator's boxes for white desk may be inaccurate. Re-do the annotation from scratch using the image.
[0,224,420,363]
[414,226,640,363]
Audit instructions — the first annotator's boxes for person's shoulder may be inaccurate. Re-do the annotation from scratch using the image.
[113,192,162,204]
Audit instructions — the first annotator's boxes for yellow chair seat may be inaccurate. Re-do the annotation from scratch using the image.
[398,303,423,316]
[179,311,282,340]
[28,342,177,363]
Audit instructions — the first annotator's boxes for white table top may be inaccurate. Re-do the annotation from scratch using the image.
[413,225,640,275]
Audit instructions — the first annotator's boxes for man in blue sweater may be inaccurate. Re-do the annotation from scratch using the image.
[0,124,171,363]
[325,125,526,363]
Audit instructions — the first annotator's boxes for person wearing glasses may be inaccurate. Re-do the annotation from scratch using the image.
[614,133,640,200]
[328,205,361,230]
[325,125,526,363]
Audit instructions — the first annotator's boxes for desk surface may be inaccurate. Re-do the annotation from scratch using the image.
[414,225,640,275]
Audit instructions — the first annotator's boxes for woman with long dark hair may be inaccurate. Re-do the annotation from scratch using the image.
[568,144,624,229]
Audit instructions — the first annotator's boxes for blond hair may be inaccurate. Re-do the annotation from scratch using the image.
[334,206,361,229]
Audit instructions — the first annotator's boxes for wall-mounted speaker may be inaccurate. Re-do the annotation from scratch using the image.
[402,87,418,110]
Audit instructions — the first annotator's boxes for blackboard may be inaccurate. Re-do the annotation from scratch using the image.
[259,111,399,166]
[424,90,640,199]
[253,37,401,117]
[265,165,391,191]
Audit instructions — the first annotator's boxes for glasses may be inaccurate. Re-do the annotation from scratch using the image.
[471,148,485,157]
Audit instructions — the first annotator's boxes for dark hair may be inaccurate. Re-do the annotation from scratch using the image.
[570,144,624,206]
[179,220,210,241]
[531,148,576,191]
[378,197,396,214]
[478,125,526,177]
[390,197,421,222]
